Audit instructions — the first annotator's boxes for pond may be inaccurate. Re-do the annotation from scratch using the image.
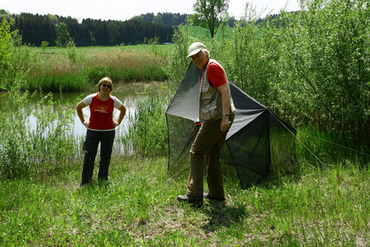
[1,81,167,139]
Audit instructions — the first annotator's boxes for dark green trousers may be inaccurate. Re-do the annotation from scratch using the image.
[186,116,233,198]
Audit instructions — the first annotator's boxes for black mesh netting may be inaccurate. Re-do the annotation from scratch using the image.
[166,62,298,188]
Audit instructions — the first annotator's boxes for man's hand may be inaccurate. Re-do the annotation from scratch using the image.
[221,116,230,132]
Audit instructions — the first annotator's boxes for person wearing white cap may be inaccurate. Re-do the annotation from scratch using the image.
[177,42,236,207]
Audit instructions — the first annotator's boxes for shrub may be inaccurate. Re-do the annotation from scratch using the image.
[0,87,77,179]
[119,92,171,158]
[166,26,193,85]
[275,0,370,145]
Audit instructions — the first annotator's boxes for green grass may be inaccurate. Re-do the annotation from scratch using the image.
[4,25,232,93]
[21,45,170,92]
[1,156,369,246]
[2,20,370,245]
[184,25,234,42]
[33,44,175,55]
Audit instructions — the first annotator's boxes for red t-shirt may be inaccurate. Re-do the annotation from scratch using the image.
[88,94,115,130]
[202,59,227,87]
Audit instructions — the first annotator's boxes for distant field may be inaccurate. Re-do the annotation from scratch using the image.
[187,26,234,41]
[33,43,175,54]
[31,26,234,54]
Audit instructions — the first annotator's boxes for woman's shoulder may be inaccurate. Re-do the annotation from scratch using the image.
[109,95,124,107]
[82,93,98,104]
[108,94,118,101]
[110,95,123,101]
[87,92,98,98]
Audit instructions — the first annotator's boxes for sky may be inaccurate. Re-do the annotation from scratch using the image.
[0,0,301,22]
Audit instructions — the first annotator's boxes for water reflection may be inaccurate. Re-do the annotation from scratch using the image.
[2,82,162,138]
[26,95,137,138]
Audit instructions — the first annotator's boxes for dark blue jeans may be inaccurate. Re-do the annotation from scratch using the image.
[81,129,115,184]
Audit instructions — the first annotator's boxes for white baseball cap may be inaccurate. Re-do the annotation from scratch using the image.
[186,42,206,59]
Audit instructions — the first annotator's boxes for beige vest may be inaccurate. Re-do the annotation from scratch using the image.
[200,59,236,121]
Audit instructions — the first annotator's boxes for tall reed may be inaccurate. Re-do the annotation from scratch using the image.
[7,45,168,92]
[296,126,370,166]
[117,91,172,158]
[0,83,78,178]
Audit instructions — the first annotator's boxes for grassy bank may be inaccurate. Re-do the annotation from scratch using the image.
[1,44,170,92]
[1,4,370,245]
[1,156,369,246]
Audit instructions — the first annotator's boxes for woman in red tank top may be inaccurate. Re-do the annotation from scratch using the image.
[76,77,126,187]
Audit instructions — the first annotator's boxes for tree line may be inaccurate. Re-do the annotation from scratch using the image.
[2,11,175,47]
[132,12,238,27]
[133,12,189,26]
[0,7,281,47]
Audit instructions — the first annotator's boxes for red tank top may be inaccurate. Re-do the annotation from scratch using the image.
[88,94,115,130]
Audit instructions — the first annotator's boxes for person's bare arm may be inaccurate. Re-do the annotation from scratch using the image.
[113,104,126,126]
[217,83,231,132]
[76,100,89,128]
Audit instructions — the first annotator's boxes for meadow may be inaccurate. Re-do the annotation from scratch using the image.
[0,42,171,92]
[1,155,369,245]
[1,0,370,245]
[1,43,369,245]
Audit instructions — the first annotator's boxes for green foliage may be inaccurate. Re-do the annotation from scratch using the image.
[274,0,370,145]
[152,15,163,24]
[0,156,370,245]
[11,13,175,46]
[140,12,189,26]
[85,64,167,85]
[193,0,230,38]
[1,45,168,92]
[166,26,193,84]
[0,44,31,92]
[47,14,58,25]
[208,2,277,106]
[56,22,70,47]
[85,65,119,83]
[130,15,145,21]
[1,2,370,243]
[66,38,77,63]
[296,126,370,166]
[0,83,31,177]
[27,73,89,92]
[122,94,171,157]
[0,86,77,178]
[172,14,179,26]
[41,40,49,52]
[0,18,14,75]
[170,0,370,148]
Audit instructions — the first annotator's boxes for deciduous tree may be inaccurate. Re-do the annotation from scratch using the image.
[56,22,70,47]
[0,19,14,69]
[193,0,230,38]
[153,15,163,24]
